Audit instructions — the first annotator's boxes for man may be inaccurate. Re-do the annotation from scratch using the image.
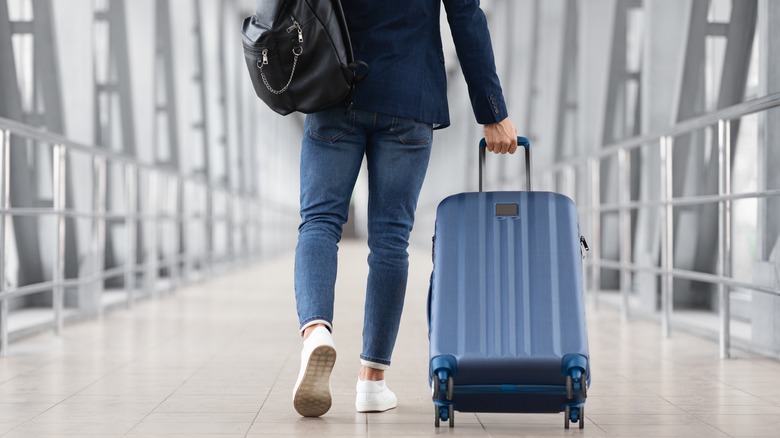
[293,0,518,417]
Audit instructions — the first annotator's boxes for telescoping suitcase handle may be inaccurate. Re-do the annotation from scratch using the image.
[478,136,531,192]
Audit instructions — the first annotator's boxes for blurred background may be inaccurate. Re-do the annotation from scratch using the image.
[0,0,778,361]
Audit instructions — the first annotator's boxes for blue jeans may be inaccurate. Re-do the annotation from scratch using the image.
[295,107,433,368]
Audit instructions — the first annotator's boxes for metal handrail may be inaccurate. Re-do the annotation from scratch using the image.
[0,117,215,186]
[544,92,780,173]
[0,117,282,357]
[592,188,780,212]
[0,257,189,301]
[537,91,780,360]
[595,260,780,299]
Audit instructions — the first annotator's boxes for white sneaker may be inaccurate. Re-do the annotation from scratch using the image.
[355,379,397,413]
[293,326,336,417]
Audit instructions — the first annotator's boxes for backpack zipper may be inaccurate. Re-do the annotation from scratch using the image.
[286,18,303,43]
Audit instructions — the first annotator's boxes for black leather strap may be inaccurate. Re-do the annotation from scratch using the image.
[343,61,370,112]
[348,61,370,84]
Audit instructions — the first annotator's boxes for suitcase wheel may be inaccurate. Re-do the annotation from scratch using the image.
[566,371,588,400]
[564,405,585,430]
[581,372,588,398]
[434,404,454,428]
[563,354,590,400]
[432,374,454,401]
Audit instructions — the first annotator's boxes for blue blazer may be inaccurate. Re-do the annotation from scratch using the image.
[341,0,509,128]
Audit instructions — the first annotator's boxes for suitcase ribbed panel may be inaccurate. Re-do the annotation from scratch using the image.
[430,191,588,388]
[520,196,532,357]
[456,196,467,355]
[548,195,561,357]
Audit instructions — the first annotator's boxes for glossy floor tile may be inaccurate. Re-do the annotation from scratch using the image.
[0,241,778,437]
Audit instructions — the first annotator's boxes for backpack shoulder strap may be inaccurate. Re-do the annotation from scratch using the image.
[330,0,355,64]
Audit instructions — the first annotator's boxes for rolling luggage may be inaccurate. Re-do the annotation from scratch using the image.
[428,137,590,429]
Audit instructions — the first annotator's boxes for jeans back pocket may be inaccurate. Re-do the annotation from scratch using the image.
[307,107,356,143]
[390,116,433,145]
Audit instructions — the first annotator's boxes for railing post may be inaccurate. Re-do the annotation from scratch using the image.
[93,156,107,319]
[250,197,256,259]
[253,198,266,257]
[162,175,171,290]
[544,173,554,193]
[52,144,67,335]
[147,171,159,298]
[201,187,207,272]
[589,158,601,310]
[562,167,571,200]
[227,192,236,265]
[210,187,215,270]
[172,176,182,287]
[247,196,253,260]
[239,194,247,262]
[124,164,137,308]
[660,136,674,338]
[718,119,732,359]
[205,186,213,273]
[618,148,631,323]
[168,176,179,289]
[246,196,252,260]
[0,130,10,357]
[228,192,235,265]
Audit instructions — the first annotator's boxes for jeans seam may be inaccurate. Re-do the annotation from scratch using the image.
[360,354,391,366]
[300,315,332,329]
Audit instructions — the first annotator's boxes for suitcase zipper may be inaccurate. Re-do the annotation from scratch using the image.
[580,236,589,259]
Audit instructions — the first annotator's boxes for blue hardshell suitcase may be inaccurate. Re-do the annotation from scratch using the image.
[428,137,590,429]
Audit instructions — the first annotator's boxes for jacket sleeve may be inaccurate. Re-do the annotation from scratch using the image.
[442,0,509,125]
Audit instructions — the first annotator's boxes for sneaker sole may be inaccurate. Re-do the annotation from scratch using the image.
[293,345,336,417]
[355,402,397,413]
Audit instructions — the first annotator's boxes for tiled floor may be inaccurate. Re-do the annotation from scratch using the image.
[1,240,779,437]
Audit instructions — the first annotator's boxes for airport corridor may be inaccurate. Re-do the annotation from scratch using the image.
[1,241,779,437]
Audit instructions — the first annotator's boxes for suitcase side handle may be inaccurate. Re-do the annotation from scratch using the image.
[478,136,531,192]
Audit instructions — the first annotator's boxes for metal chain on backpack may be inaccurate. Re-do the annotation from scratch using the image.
[258,46,302,95]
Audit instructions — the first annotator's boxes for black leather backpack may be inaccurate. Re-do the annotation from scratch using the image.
[242,0,367,115]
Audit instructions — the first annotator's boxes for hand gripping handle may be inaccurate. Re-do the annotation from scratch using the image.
[478,136,531,192]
